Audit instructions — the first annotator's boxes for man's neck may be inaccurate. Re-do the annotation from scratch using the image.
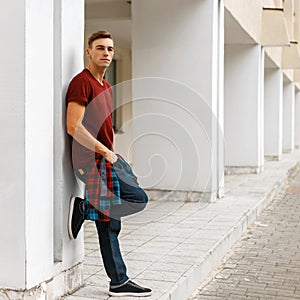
[87,65,106,85]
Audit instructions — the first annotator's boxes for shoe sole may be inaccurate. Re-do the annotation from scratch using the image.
[108,291,152,297]
[68,196,76,240]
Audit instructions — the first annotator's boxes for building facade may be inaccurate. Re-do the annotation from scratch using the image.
[1,0,300,298]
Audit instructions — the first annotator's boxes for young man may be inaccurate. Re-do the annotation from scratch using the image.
[66,30,152,297]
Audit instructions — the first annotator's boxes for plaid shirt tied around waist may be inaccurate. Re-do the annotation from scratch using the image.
[84,154,121,222]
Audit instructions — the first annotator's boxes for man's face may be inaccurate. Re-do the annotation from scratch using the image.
[87,38,114,68]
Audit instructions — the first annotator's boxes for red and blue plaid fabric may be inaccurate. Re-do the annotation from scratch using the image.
[83,154,121,222]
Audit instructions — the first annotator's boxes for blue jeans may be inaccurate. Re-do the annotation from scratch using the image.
[110,157,148,220]
[96,167,148,286]
[78,158,148,287]
[95,219,128,287]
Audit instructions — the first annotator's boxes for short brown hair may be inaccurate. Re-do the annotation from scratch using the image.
[88,30,113,48]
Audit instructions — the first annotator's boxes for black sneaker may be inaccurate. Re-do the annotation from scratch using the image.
[108,280,152,297]
[68,197,84,239]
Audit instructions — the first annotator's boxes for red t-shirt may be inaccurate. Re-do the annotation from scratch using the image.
[66,68,114,169]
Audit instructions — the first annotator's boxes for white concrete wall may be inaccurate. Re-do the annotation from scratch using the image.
[264,68,283,158]
[283,81,295,152]
[224,44,264,171]
[0,0,26,289]
[132,0,223,198]
[114,48,134,163]
[217,0,225,197]
[54,0,85,269]
[0,0,85,291]
[25,0,54,288]
[295,90,300,147]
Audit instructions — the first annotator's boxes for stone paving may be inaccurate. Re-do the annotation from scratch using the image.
[189,168,300,299]
[62,150,300,300]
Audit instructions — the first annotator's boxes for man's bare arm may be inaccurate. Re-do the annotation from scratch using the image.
[66,101,117,164]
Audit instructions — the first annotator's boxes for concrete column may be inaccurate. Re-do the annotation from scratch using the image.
[295,90,300,148]
[131,0,224,201]
[264,68,283,160]
[25,0,55,289]
[283,80,295,152]
[53,0,85,267]
[0,0,26,289]
[224,45,265,174]
[217,0,225,198]
[0,0,84,298]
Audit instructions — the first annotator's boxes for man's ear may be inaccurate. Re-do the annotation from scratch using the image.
[86,47,91,57]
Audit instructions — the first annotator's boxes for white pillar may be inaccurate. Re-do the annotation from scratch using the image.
[295,90,300,148]
[283,81,295,152]
[217,0,225,197]
[224,45,264,174]
[131,0,224,201]
[25,0,55,288]
[264,68,283,160]
[0,0,26,289]
[54,0,85,267]
[0,0,85,297]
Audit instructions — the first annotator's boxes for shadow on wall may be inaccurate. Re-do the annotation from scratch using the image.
[54,50,83,262]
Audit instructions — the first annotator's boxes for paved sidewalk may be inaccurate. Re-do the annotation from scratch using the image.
[189,167,300,300]
[63,150,300,300]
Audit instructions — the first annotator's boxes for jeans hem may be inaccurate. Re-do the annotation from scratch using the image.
[110,278,130,289]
